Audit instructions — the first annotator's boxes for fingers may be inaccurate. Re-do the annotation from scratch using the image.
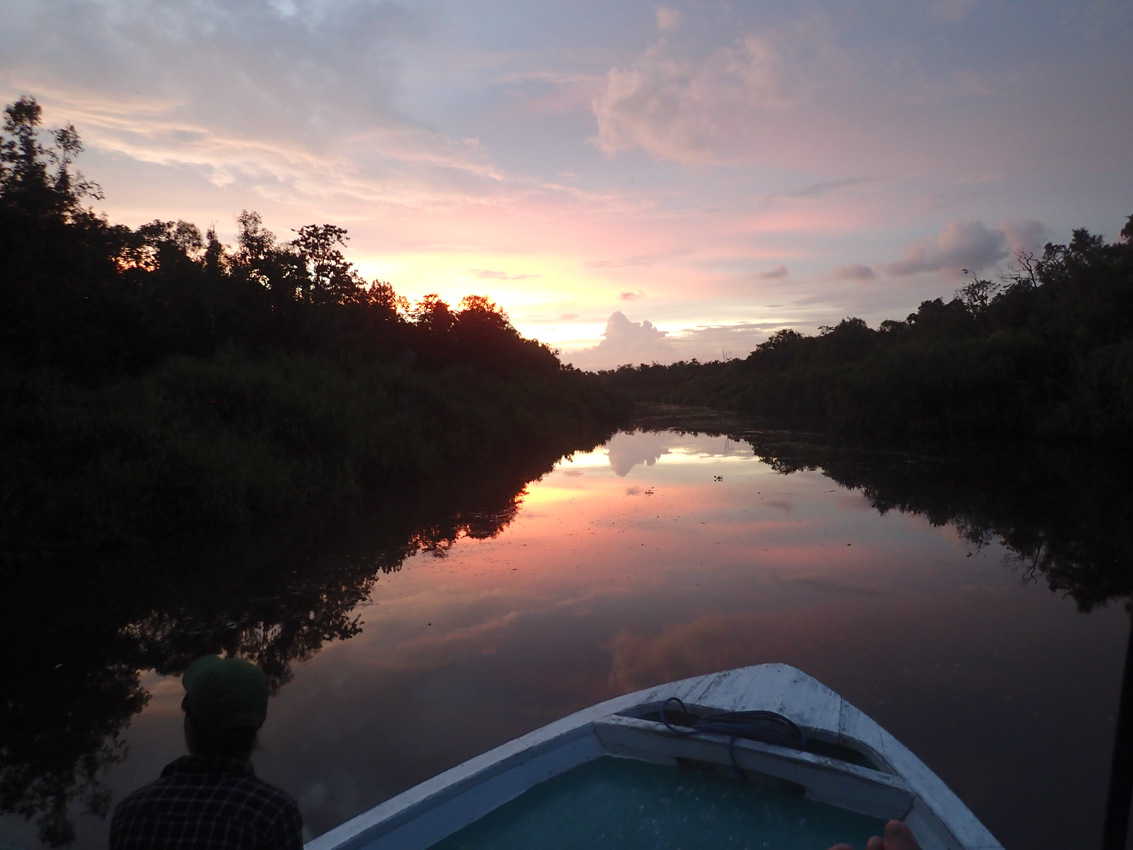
[884,819,921,850]
[831,819,921,850]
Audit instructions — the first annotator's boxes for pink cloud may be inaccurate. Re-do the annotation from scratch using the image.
[655,7,682,32]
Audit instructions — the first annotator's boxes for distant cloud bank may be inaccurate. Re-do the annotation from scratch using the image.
[886,220,1048,277]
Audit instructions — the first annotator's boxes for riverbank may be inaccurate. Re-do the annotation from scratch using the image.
[600,220,1133,445]
[1,349,626,558]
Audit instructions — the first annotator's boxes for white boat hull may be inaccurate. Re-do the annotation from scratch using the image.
[306,664,1002,850]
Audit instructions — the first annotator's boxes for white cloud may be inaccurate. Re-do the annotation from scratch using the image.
[605,431,672,476]
[886,221,1011,277]
[759,265,789,279]
[565,311,676,370]
[565,313,780,370]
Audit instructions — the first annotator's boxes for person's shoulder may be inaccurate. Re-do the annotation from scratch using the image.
[109,773,172,839]
[237,773,303,842]
[111,776,162,814]
[238,773,302,815]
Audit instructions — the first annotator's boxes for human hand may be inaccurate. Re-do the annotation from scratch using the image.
[828,819,920,850]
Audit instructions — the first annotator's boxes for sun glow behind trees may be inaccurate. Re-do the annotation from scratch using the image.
[350,251,616,352]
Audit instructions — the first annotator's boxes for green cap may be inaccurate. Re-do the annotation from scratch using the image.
[182,655,268,731]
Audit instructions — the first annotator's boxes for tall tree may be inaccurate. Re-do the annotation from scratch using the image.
[289,223,362,305]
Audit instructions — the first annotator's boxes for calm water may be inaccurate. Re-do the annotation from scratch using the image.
[3,426,1131,849]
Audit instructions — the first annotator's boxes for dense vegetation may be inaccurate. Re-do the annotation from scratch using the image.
[602,220,1133,444]
[0,97,625,553]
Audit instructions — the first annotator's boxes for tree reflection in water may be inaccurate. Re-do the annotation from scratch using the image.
[726,430,1133,612]
[0,432,603,846]
[4,423,1132,845]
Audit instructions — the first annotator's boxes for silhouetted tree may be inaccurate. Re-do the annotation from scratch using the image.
[290,223,363,305]
[1,96,99,220]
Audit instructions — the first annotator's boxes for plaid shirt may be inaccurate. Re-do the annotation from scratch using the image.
[109,755,302,850]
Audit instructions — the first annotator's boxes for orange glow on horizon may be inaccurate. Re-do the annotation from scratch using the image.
[518,485,589,509]
[353,251,620,337]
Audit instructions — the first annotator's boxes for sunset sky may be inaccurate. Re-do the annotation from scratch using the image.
[3,0,1131,368]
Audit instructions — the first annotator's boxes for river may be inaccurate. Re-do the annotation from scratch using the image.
[3,423,1130,849]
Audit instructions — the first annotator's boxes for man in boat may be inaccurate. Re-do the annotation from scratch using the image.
[109,655,303,849]
[829,819,921,850]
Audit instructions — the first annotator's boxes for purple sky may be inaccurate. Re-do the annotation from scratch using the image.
[4,0,1131,368]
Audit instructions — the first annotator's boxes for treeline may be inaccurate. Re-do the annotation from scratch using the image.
[602,220,1133,443]
[0,97,625,553]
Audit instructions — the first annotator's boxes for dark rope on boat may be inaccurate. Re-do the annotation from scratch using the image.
[658,696,806,781]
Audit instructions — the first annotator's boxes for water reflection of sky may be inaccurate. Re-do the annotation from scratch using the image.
[570,430,756,476]
[22,430,1128,850]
